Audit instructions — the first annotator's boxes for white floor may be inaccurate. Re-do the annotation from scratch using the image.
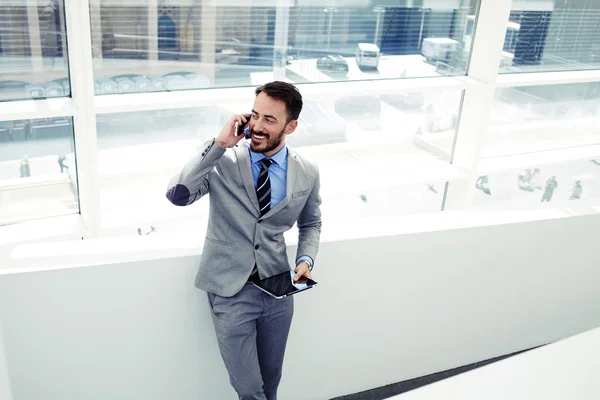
[393,326,600,399]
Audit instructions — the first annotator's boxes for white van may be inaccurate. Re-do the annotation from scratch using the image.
[421,38,459,62]
[356,43,380,69]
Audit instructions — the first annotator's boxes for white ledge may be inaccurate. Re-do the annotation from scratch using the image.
[0,97,78,121]
[3,206,595,272]
[496,70,600,88]
[93,77,472,115]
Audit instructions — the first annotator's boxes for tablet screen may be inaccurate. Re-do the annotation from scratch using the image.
[253,270,318,298]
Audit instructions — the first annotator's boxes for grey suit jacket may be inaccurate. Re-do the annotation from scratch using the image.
[166,139,322,297]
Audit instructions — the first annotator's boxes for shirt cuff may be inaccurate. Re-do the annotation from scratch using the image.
[296,256,314,271]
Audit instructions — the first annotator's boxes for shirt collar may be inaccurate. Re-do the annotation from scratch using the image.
[248,141,288,170]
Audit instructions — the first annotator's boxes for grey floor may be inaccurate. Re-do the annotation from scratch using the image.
[331,347,538,400]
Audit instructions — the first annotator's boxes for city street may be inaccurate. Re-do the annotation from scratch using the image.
[287,54,443,83]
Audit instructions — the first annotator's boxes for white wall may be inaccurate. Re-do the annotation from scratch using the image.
[1,213,600,399]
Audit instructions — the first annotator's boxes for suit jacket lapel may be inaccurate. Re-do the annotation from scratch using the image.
[265,149,299,218]
[234,145,260,215]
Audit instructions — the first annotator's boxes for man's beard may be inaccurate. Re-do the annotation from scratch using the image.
[249,128,285,154]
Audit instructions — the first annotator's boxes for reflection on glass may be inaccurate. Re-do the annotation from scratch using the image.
[0,117,78,224]
[484,82,600,158]
[322,182,446,219]
[0,1,70,102]
[473,159,600,210]
[88,1,475,94]
[498,2,600,73]
[96,87,461,215]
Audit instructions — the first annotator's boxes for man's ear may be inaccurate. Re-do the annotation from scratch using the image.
[285,120,298,134]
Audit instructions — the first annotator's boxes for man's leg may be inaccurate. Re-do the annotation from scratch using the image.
[256,294,294,400]
[208,284,267,400]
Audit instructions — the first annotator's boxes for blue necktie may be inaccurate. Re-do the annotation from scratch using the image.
[256,158,274,216]
[249,158,274,281]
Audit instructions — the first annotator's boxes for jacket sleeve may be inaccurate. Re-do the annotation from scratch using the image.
[166,139,226,206]
[295,168,322,267]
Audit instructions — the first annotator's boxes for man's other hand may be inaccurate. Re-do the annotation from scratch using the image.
[293,261,312,283]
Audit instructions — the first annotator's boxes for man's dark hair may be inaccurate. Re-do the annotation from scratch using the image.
[255,81,303,123]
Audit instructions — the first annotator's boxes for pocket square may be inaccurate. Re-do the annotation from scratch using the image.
[292,189,310,198]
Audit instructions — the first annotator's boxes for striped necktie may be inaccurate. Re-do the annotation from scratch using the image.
[256,158,274,217]
[248,158,274,282]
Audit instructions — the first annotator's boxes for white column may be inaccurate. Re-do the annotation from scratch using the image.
[64,0,101,237]
[147,0,158,63]
[89,0,103,68]
[201,2,217,83]
[442,0,512,210]
[0,323,13,400]
[26,0,43,71]
[273,0,290,80]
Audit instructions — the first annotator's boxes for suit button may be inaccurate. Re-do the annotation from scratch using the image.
[257,220,262,224]
[255,245,260,250]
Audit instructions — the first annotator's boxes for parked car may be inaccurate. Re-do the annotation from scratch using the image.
[51,78,70,95]
[163,71,210,91]
[43,81,65,97]
[0,80,49,99]
[316,55,349,75]
[95,78,118,95]
[149,75,166,92]
[110,74,151,94]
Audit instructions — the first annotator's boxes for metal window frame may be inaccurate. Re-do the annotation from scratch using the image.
[0,0,600,239]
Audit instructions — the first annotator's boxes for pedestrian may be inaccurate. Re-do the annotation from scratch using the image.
[541,176,558,202]
[23,120,32,141]
[58,154,68,173]
[569,180,582,200]
[20,156,31,178]
[6,120,14,143]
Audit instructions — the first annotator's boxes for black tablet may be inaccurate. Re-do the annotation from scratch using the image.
[253,270,318,299]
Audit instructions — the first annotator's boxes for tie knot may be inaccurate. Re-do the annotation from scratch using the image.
[259,158,274,169]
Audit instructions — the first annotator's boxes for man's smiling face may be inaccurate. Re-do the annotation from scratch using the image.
[249,92,297,156]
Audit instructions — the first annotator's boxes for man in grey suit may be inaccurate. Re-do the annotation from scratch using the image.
[166,81,322,399]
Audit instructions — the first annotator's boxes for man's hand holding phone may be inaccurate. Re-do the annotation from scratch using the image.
[215,113,251,149]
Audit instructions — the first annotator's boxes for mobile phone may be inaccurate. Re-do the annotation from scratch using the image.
[237,121,251,139]
[236,121,245,136]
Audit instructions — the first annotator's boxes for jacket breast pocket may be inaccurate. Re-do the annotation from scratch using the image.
[292,189,310,198]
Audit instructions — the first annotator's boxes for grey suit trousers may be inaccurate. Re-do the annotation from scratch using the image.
[208,283,294,400]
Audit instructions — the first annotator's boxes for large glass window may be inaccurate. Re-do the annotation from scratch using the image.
[0,1,70,102]
[88,1,476,94]
[470,81,600,210]
[499,1,600,73]
[0,117,78,225]
[95,86,463,230]
[484,82,600,157]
